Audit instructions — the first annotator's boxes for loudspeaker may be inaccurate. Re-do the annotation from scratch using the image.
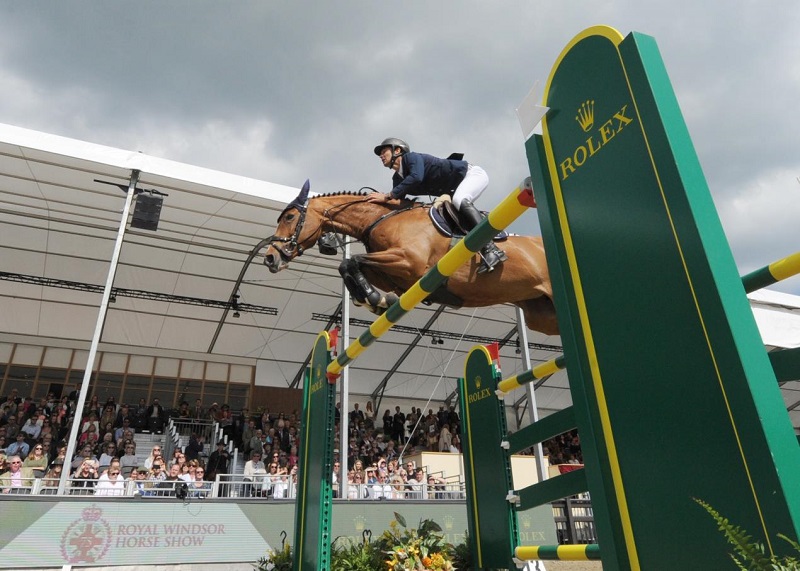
[131,194,163,231]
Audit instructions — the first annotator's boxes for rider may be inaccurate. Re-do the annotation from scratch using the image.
[367,137,506,274]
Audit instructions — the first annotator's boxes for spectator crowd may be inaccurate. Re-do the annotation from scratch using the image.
[0,387,582,497]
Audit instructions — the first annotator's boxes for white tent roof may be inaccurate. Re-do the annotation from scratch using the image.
[0,123,565,413]
[0,123,797,429]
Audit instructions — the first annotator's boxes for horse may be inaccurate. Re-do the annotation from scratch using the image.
[262,181,559,336]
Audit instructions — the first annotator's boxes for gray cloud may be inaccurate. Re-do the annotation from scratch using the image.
[1,1,798,292]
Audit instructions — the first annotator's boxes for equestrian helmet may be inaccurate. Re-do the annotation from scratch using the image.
[373,138,410,156]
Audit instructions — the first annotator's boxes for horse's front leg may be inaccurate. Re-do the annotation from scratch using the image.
[338,256,399,314]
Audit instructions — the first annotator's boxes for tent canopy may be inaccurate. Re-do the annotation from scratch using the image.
[0,123,567,413]
[1,123,798,429]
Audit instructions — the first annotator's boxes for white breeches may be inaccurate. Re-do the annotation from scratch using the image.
[452,164,489,209]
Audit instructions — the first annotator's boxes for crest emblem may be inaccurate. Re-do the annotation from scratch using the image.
[60,505,112,564]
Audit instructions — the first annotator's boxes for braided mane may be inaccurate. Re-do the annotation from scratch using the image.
[310,190,371,200]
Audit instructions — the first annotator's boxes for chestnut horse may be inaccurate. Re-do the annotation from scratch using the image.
[262,181,558,336]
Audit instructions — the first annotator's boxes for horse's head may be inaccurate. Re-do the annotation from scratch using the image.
[263,180,321,273]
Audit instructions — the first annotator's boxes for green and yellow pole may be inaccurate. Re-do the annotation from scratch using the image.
[515,544,601,562]
[741,252,800,293]
[497,355,567,393]
[326,179,537,381]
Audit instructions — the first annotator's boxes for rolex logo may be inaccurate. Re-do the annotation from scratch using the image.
[575,100,595,132]
[475,376,482,389]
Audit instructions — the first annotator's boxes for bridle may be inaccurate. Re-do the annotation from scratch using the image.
[266,191,419,261]
[266,201,310,262]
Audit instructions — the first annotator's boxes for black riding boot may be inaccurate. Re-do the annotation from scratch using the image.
[458,199,507,274]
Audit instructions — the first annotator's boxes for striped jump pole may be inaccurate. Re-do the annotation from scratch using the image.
[515,544,601,562]
[741,251,800,293]
[496,354,567,394]
[326,178,537,382]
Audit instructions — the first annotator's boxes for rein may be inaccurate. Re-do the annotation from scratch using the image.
[361,205,419,251]
[268,194,421,259]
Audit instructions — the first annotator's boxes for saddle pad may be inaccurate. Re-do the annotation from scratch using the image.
[429,204,509,241]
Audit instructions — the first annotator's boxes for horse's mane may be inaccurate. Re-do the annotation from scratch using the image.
[310,190,371,200]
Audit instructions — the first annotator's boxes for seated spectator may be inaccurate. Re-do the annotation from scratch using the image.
[0,455,34,493]
[98,442,118,468]
[156,463,182,496]
[243,451,267,497]
[133,398,148,431]
[6,432,30,460]
[184,460,202,482]
[143,445,163,470]
[71,444,97,472]
[22,443,48,474]
[406,468,425,500]
[0,453,7,474]
[146,399,166,434]
[119,443,138,473]
[272,466,289,499]
[81,412,100,435]
[184,433,204,462]
[49,443,67,470]
[95,465,125,496]
[347,471,368,499]
[113,403,132,427]
[175,401,191,419]
[147,461,166,482]
[78,423,99,449]
[42,464,63,491]
[129,467,150,496]
[70,461,98,495]
[4,415,20,440]
[371,472,393,500]
[99,403,117,429]
[188,467,211,497]
[20,416,42,440]
[205,441,229,480]
[262,461,280,497]
[389,474,406,499]
[113,418,135,442]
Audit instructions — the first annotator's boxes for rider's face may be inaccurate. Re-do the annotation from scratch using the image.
[379,147,397,168]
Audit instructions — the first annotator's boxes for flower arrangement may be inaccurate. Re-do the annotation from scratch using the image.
[377,513,456,571]
[256,514,462,571]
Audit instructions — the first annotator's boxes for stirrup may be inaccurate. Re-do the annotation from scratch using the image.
[478,245,508,274]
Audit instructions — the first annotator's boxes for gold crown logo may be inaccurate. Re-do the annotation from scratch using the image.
[575,100,595,132]
[475,376,482,389]
[82,505,103,522]
[353,515,367,531]
[520,514,531,530]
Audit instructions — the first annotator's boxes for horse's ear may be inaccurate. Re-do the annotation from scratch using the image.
[280,179,312,219]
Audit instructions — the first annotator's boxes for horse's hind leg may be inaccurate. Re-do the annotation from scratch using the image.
[518,296,560,336]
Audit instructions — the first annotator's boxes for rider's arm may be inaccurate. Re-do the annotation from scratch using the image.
[389,153,425,199]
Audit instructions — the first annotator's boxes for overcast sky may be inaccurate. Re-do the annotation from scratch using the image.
[1,1,799,294]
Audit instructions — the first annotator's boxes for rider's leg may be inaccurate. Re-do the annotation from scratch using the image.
[452,166,506,273]
[458,199,507,273]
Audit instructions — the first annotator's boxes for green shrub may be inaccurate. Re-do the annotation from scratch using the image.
[695,498,800,570]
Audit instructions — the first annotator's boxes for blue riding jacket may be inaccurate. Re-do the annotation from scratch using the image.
[389,152,468,200]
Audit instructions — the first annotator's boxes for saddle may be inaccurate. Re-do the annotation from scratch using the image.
[428,196,509,242]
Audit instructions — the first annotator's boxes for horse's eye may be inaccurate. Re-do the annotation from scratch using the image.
[285,213,295,222]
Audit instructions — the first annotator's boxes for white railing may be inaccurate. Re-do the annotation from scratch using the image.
[2,475,465,500]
